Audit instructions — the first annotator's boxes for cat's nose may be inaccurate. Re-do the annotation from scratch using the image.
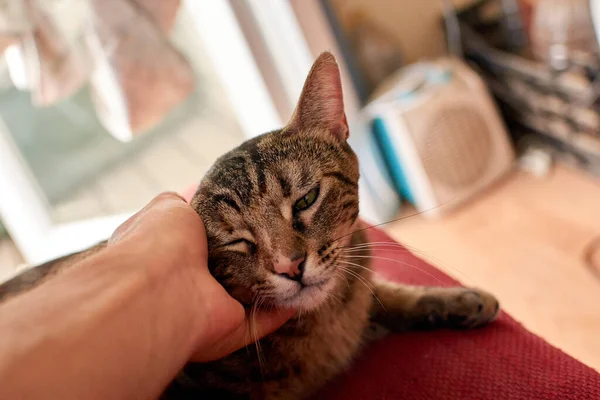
[274,253,305,281]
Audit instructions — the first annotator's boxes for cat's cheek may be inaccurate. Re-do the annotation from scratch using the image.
[332,224,354,247]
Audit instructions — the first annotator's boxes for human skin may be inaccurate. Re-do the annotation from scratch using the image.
[0,193,294,400]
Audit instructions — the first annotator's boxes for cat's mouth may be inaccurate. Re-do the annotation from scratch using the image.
[277,277,335,310]
[284,280,327,299]
[297,278,328,290]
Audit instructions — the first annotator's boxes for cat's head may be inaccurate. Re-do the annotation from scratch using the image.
[191,52,359,312]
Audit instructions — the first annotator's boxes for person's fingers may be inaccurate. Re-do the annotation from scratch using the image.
[107,191,208,276]
[241,308,297,346]
[107,191,293,363]
[110,192,188,244]
[190,307,296,362]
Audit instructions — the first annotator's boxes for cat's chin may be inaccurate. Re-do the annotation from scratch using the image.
[277,278,337,312]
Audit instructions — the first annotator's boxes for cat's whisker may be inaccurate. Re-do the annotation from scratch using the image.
[339,241,407,249]
[341,241,432,260]
[327,291,344,307]
[336,264,374,289]
[336,258,386,281]
[341,241,445,263]
[311,290,324,318]
[339,243,475,284]
[251,295,266,379]
[245,293,263,357]
[330,203,452,245]
[333,270,351,290]
[340,245,409,254]
[341,254,445,285]
[251,299,259,357]
[333,231,473,282]
[340,266,386,312]
[340,243,425,265]
[336,264,386,311]
[341,246,408,253]
[337,270,375,299]
[342,248,411,258]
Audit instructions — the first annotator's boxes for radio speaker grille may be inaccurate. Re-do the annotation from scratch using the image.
[418,106,492,189]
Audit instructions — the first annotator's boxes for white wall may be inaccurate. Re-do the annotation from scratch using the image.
[330,0,477,63]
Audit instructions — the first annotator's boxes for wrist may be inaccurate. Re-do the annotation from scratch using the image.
[0,244,205,399]
[108,240,207,349]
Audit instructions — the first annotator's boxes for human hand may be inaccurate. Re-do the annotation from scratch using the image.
[0,192,294,400]
[110,192,295,362]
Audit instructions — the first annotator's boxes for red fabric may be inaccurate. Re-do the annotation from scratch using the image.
[316,228,600,400]
[181,186,600,399]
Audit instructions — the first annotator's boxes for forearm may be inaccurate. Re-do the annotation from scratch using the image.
[0,242,204,400]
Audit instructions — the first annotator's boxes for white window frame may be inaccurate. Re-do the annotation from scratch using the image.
[0,0,281,265]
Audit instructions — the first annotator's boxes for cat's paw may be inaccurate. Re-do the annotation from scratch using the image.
[417,287,500,329]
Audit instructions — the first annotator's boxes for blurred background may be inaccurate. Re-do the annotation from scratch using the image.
[1,0,600,372]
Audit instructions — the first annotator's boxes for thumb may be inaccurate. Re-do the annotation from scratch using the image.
[241,307,297,346]
[190,307,295,362]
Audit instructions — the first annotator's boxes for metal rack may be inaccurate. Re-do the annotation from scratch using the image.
[456,0,600,175]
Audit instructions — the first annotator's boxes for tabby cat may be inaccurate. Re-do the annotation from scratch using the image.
[0,52,499,400]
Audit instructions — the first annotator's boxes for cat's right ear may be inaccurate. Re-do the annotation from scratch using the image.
[286,52,348,142]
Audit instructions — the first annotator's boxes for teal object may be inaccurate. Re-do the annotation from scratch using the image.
[370,117,416,205]
[426,67,453,84]
[396,90,417,101]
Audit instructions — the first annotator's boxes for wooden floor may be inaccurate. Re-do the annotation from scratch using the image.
[385,164,600,372]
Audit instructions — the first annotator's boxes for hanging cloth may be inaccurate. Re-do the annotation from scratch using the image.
[87,0,194,141]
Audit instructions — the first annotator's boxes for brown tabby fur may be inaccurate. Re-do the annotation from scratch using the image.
[0,53,499,400]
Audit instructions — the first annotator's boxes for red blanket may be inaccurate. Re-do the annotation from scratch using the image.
[316,228,600,400]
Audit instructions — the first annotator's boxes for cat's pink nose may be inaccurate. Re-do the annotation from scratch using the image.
[274,253,305,281]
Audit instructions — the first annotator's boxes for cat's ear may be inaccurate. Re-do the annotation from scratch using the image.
[287,52,348,141]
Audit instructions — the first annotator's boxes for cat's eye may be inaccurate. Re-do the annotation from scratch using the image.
[222,238,256,253]
[294,187,320,211]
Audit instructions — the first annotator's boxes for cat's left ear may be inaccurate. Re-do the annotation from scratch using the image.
[286,52,348,141]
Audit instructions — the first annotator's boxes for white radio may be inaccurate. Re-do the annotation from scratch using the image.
[363,57,514,216]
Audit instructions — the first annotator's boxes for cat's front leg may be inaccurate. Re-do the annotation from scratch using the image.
[369,281,500,332]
